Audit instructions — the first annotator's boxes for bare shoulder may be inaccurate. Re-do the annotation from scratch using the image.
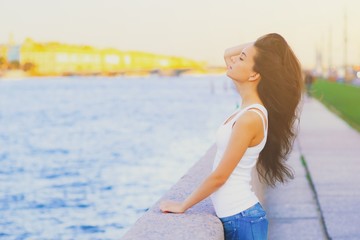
[232,110,263,134]
[235,110,262,126]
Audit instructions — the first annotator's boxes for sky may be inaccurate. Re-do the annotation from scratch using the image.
[1,0,359,69]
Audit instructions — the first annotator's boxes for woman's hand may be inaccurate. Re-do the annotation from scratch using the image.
[159,200,186,214]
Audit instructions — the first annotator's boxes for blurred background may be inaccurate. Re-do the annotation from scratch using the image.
[0,0,359,239]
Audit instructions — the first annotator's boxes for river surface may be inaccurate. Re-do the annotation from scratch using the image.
[0,75,240,239]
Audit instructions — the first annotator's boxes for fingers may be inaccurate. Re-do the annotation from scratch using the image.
[159,201,170,212]
[159,200,185,214]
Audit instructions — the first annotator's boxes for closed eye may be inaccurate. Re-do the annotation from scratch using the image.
[240,52,246,61]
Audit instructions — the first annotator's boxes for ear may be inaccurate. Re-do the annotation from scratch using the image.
[249,72,260,81]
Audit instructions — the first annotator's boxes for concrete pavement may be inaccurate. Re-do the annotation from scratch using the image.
[265,96,360,240]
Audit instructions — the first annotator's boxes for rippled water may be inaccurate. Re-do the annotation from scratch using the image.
[0,75,239,239]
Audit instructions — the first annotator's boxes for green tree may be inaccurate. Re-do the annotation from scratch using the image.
[9,60,20,69]
[0,57,5,67]
[22,62,35,72]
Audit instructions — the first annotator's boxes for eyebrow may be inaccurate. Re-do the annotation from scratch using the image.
[241,52,247,57]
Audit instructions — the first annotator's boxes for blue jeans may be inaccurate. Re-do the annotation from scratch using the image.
[219,202,268,240]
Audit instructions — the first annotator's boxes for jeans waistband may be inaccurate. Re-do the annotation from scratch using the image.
[219,202,264,222]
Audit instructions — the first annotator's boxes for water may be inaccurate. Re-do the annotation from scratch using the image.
[0,75,240,239]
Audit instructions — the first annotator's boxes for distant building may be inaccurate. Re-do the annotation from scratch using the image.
[7,45,21,62]
[0,45,8,60]
[15,38,206,76]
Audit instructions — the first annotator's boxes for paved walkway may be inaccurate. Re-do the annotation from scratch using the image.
[265,96,360,240]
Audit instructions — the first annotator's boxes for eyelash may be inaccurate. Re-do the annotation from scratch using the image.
[239,57,244,61]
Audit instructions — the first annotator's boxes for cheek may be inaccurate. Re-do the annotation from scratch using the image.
[226,68,244,82]
[227,64,246,81]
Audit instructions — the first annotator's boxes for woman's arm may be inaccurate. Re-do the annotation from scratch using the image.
[159,111,260,213]
[224,42,253,67]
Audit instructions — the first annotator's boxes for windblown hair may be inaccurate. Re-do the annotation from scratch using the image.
[253,33,303,187]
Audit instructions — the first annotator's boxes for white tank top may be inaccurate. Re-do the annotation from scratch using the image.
[211,103,268,218]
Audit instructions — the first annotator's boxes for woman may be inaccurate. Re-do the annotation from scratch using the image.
[159,33,303,239]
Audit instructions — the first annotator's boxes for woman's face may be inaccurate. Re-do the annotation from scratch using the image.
[226,44,257,83]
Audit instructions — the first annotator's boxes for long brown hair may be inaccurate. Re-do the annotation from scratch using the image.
[253,33,303,187]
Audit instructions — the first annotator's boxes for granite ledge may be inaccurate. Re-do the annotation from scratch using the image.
[122,144,265,240]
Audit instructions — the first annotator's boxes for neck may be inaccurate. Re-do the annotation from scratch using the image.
[234,82,262,109]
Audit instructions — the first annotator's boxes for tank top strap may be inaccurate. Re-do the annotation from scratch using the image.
[247,109,267,133]
[233,104,268,132]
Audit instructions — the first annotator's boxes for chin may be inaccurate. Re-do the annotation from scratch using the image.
[226,70,233,78]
